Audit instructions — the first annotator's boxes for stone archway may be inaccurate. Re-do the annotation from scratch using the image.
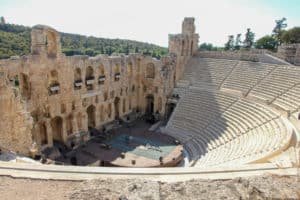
[39,122,48,145]
[87,105,96,129]
[146,63,155,78]
[114,97,120,119]
[51,116,63,142]
[146,94,154,114]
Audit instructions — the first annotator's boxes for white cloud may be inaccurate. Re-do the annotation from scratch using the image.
[1,0,299,47]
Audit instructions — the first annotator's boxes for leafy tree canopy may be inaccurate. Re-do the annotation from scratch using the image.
[255,35,277,51]
[199,43,218,51]
[243,28,255,49]
[281,27,300,44]
[225,35,235,50]
[0,23,168,59]
[272,17,287,46]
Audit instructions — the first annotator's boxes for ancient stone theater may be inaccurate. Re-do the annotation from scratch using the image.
[0,18,300,171]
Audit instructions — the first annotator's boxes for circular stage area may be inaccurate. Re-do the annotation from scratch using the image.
[63,130,183,168]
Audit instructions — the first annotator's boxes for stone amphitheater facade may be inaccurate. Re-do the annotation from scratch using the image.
[0,18,198,155]
[0,17,299,171]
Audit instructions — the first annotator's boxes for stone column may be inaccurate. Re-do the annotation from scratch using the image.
[45,120,53,147]
[95,105,101,128]
[62,118,67,143]
[82,113,88,131]
[71,116,78,133]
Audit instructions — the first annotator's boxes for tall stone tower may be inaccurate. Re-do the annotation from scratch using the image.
[31,25,62,58]
[168,17,199,82]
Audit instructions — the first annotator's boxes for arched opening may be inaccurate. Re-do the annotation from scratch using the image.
[85,66,95,90]
[46,31,58,57]
[122,98,126,113]
[98,64,105,84]
[19,73,31,99]
[100,105,104,121]
[87,105,96,129]
[114,64,121,81]
[77,113,82,130]
[146,94,154,114]
[114,97,120,119]
[181,40,185,56]
[66,114,73,135]
[129,97,132,110]
[98,64,105,75]
[48,70,59,95]
[103,91,108,101]
[39,123,48,145]
[74,68,82,81]
[74,68,82,89]
[127,62,133,77]
[107,103,112,119]
[51,116,63,142]
[146,63,155,78]
[190,41,194,55]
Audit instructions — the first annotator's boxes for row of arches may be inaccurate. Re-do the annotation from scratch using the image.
[48,62,156,92]
[181,40,194,56]
[37,95,163,145]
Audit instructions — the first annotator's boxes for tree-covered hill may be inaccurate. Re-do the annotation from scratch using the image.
[0,23,168,59]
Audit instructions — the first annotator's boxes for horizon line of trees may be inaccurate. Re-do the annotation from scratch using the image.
[0,17,168,59]
[200,17,299,52]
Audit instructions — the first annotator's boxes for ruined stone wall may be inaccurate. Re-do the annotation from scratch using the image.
[196,50,259,62]
[277,43,300,66]
[0,66,33,155]
[0,17,196,155]
[169,17,199,82]
[0,24,177,153]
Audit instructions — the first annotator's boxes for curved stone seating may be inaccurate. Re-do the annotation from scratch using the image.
[165,88,291,166]
[182,58,238,88]
[181,57,300,113]
[221,62,275,94]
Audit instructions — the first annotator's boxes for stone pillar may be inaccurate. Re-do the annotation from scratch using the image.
[45,120,53,147]
[71,116,78,133]
[62,118,67,143]
[82,113,88,131]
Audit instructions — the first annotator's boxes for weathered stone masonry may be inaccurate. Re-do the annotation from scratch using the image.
[0,18,198,155]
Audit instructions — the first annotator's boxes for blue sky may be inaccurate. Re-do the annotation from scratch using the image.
[0,0,299,47]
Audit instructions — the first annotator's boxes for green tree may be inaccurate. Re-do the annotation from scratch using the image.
[124,43,129,55]
[272,17,287,46]
[281,27,300,44]
[225,35,234,50]
[255,35,277,51]
[243,28,255,49]
[0,23,168,59]
[234,34,242,50]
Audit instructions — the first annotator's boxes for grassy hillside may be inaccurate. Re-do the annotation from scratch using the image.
[0,23,168,59]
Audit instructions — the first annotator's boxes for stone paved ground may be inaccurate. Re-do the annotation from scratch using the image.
[0,174,299,200]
